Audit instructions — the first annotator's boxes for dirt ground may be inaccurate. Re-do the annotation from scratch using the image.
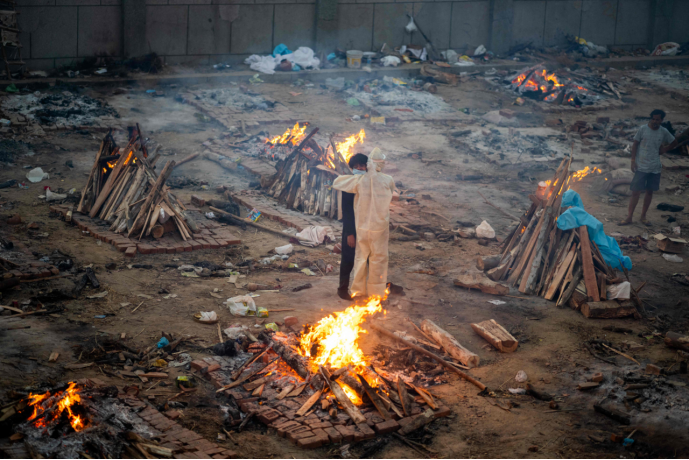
[1,61,689,458]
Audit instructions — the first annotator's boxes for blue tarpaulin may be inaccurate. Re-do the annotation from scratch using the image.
[557,190,632,270]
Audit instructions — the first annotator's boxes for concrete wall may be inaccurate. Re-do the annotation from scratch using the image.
[16,0,689,69]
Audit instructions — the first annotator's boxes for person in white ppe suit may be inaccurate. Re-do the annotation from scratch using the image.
[333,148,395,298]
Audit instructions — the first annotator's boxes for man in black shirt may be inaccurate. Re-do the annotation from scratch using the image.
[338,153,368,300]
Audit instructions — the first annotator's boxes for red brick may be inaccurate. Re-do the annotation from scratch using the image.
[354,423,375,441]
[277,421,302,437]
[182,241,193,252]
[190,240,203,251]
[310,421,333,429]
[333,424,355,442]
[287,428,314,442]
[205,363,220,373]
[138,244,154,254]
[190,360,209,371]
[191,195,206,207]
[324,427,343,443]
[433,405,452,418]
[499,108,516,118]
[199,239,211,249]
[297,431,329,449]
[125,247,137,258]
[205,238,220,249]
[374,419,400,434]
[165,410,182,420]
[257,408,282,425]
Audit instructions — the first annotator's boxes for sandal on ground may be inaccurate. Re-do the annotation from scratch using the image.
[618,220,632,226]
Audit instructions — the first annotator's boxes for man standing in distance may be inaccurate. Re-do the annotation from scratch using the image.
[620,109,674,226]
[338,153,368,300]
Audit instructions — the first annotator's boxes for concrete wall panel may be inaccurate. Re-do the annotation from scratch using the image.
[78,6,122,57]
[187,5,232,54]
[411,2,452,50]
[511,1,546,47]
[543,0,582,46]
[274,3,315,48]
[17,6,78,58]
[449,1,489,51]
[230,5,273,54]
[670,0,689,44]
[146,5,189,55]
[614,0,649,45]
[373,3,413,50]
[337,4,373,50]
[579,0,617,46]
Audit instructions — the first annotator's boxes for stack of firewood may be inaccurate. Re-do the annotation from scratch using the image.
[479,158,642,319]
[77,127,195,241]
[267,127,352,219]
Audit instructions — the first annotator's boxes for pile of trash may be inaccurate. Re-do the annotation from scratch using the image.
[1,90,119,127]
[245,45,320,75]
[188,87,277,113]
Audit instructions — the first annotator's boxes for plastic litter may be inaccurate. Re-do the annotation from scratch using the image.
[515,370,528,382]
[296,225,335,247]
[652,42,680,56]
[225,295,257,316]
[662,254,683,263]
[94,315,106,319]
[325,77,345,90]
[169,353,192,367]
[5,84,18,93]
[301,268,316,276]
[487,300,506,305]
[508,388,527,395]
[606,281,631,300]
[224,326,248,339]
[95,68,107,74]
[45,188,67,202]
[272,43,291,57]
[476,220,496,239]
[247,208,262,222]
[199,311,218,322]
[26,167,49,183]
[275,244,293,255]
[265,322,279,332]
[445,50,458,65]
[157,337,170,348]
[405,17,418,33]
[381,56,401,67]
[346,98,360,106]
[455,56,476,66]
[474,45,487,56]
[261,254,288,264]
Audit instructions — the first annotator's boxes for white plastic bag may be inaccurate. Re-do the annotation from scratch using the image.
[275,244,293,255]
[474,45,487,56]
[381,56,401,67]
[199,311,218,322]
[405,17,418,33]
[284,47,320,69]
[244,55,278,75]
[225,295,257,316]
[476,220,495,239]
[652,42,680,56]
[27,167,49,183]
[446,50,458,65]
[606,281,630,300]
[224,325,249,339]
[663,253,683,263]
[45,188,67,202]
[515,370,528,382]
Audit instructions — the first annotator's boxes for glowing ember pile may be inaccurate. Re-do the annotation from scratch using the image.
[27,382,87,432]
[506,66,594,106]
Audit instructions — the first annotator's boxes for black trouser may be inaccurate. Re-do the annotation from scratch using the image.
[339,232,356,292]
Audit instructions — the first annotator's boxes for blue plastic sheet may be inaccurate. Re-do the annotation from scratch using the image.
[272,44,291,57]
[557,191,632,270]
[157,337,170,348]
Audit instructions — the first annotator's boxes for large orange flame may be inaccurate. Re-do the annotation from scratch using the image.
[335,129,366,163]
[27,382,86,432]
[298,296,384,372]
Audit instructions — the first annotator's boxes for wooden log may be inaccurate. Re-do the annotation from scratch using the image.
[568,289,587,311]
[276,384,295,400]
[421,319,479,368]
[231,346,271,380]
[453,271,508,296]
[664,332,689,352]
[410,384,437,410]
[129,160,175,237]
[398,408,435,436]
[544,246,576,300]
[598,273,607,301]
[151,225,165,239]
[581,300,637,319]
[593,403,631,425]
[476,255,502,271]
[370,324,487,391]
[397,378,412,416]
[319,366,366,424]
[519,212,552,293]
[209,206,292,240]
[174,152,200,169]
[357,374,391,420]
[578,226,600,302]
[470,319,518,352]
[270,340,310,379]
[296,389,322,416]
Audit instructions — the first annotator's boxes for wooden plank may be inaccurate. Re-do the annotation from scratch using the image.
[397,378,412,416]
[276,384,295,400]
[215,357,277,393]
[598,273,607,301]
[578,226,600,301]
[470,319,519,352]
[357,374,391,420]
[320,366,366,424]
[544,246,576,300]
[296,389,322,416]
[410,384,437,410]
[519,212,552,293]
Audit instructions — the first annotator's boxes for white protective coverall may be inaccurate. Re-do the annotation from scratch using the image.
[332,148,395,297]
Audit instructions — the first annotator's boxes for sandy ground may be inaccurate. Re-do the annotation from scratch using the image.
[1,63,689,458]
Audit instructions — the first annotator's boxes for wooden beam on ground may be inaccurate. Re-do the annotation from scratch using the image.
[470,319,519,352]
[578,226,600,301]
[319,366,366,424]
[420,319,479,368]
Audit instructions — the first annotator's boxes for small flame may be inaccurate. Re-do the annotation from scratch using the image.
[26,382,86,432]
[335,129,366,163]
[266,122,308,147]
[341,383,363,405]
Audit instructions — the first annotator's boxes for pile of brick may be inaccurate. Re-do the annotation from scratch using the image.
[49,205,240,257]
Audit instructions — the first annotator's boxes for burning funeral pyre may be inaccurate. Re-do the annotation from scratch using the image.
[504,65,622,107]
[77,125,195,241]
